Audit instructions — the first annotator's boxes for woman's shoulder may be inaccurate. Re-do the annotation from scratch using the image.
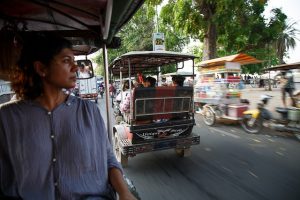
[0,99,25,114]
[70,95,99,111]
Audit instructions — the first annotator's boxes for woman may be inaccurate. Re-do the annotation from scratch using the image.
[116,80,134,113]
[0,33,136,200]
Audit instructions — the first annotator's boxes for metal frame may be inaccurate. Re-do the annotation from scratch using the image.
[134,96,191,117]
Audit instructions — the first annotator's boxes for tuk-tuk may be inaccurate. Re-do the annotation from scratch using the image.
[194,53,261,126]
[109,51,201,166]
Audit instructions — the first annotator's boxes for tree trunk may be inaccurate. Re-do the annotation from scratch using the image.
[202,22,217,61]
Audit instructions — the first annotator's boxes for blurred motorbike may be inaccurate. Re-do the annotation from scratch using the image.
[241,94,300,134]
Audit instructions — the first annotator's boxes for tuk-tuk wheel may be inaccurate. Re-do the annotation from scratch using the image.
[203,106,216,126]
[113,134,128,167]
[175,148,191,157]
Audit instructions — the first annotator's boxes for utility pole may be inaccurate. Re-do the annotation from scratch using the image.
[156,5,159,32]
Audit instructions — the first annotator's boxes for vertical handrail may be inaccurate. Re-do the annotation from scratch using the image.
[128,59,132,124]
[103,44,112,143]
[192,58,195,120]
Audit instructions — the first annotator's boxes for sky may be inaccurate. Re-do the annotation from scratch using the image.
[265,0,300,64]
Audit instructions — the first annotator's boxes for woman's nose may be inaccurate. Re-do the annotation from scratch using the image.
[72,62,79,72]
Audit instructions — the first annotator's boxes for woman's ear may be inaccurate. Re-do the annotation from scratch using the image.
[33,61,47,77]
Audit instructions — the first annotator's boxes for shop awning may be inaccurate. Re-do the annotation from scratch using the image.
[197,53,262,67]
[263,62,300,71]
[162,71,195,77]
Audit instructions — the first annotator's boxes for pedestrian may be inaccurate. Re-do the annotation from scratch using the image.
[109,83,116,97]
[0,33,136,199]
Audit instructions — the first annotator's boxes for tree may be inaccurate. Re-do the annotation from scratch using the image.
[94,3,156,76]
[275,20,299,64]
[92,60,104,76]
[94,2,189,76]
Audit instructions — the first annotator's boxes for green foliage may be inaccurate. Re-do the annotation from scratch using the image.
[94,4,157,76]
[92,56,104,76]
[94,0,299,75]
[157,0,300,74]
[94,1,192,76]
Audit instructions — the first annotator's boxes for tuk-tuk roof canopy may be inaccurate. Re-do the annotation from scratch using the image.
[110,51,197,76]
[162,71,195,77]
[263,62,300,71]
[197,53,262,67]
[0,0,144,48]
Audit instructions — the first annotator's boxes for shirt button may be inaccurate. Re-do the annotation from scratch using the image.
[53,158,56,162]
[54,182,58,187]
[48,112,51,115]
[51,135,55,139]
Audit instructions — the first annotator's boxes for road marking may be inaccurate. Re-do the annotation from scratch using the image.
[267,138,274,142]
[279,147,286,151]
[250,139,261,143]
[222,166,233,173]
[248,170,259,179]
[196,123,202,127]
[204,147,212,152]
[230,129,236,133]
[276,151,284,156]
[209,127,240,139]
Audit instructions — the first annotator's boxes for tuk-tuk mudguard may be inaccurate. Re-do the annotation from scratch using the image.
[119,134,200,157]
[243,109,260,119]
[130,119,195,143]
[113,124,130,139]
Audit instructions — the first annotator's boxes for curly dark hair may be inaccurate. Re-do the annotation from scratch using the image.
[11,33,72,100]
[145,76,156,87]
[172,75,185,87]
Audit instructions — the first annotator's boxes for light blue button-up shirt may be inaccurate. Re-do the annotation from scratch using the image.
[0,95,122,199]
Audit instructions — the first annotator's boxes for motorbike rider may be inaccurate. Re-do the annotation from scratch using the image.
[278,70,296,107]
[98,82,105,98]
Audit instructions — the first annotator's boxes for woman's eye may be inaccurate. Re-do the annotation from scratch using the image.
[63,59,70,64]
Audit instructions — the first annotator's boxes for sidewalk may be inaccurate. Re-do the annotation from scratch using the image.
[241,86,288,119]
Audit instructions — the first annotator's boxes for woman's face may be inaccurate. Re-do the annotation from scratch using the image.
[45,48,78,89]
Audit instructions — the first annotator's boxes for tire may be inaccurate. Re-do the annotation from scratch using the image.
[113,134,128,167]
[241,115,263,134]
[203,107,216,126]
[175,148,191,157]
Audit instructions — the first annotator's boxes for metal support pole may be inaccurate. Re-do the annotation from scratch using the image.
[128,59,132,124]
[192,59,195,120]
[268,44,272,91]
[102,44,112,143]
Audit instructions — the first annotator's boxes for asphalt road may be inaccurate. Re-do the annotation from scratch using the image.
[97,97,300,200]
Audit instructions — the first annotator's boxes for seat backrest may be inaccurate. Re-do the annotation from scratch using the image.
[132,86,193,121]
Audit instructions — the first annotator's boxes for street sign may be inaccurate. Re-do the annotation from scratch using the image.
[152,32,165,51]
